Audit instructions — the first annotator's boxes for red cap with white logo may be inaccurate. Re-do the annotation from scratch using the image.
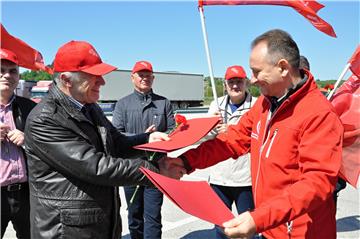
[225,65,247,80]
[0,48,19,64]
[132,61,153,74]
[53,40,116,76]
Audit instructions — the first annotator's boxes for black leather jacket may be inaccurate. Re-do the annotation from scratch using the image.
[25,84,158,239]
[12,95,36,132]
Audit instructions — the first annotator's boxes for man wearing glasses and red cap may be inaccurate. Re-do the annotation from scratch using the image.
[206,65,256,239]
[112,61,175,239]
[24,41,184,239]
[1,48,36,238]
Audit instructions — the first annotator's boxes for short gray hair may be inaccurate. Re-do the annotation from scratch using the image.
[54,72,81,87]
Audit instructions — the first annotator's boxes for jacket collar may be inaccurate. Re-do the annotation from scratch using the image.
[133,89,153,102]
[264,69,318,114]
[48,84,89,122]
[219,92,253,113]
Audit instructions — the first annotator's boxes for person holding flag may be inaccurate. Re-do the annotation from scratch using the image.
[206,65,256,239]
[165,29,343,239]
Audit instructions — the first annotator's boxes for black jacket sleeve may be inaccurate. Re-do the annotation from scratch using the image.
[25,114,157,187]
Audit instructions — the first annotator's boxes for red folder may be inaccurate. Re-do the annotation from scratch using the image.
[140,167,234,226]
[134,116,220,152]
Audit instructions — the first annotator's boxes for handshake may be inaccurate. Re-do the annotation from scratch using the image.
[157,156,187,180]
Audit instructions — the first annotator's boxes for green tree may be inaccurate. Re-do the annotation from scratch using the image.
[21,70,52,81]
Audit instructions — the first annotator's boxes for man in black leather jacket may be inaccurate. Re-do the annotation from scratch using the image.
[24,41,184,239]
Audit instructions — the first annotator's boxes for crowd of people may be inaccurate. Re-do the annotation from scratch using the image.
[1,29,346,239]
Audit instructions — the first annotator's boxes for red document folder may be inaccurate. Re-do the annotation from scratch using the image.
[134,117,220,152]
[140,167,235,226]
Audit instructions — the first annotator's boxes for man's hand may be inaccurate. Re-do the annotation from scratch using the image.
[0,123,10,142]
[7,129,25,146]
[158,157,186,179]
[149,132,170,143]
[223,211,256,239]
[145,124,156,133]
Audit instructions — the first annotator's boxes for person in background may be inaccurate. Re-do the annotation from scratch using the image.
[24,41,184,239]
[164,29,343,239]
[1,48,36,239]
[112,60,175,239]
[299,54,347,208]
[207,65,256,239]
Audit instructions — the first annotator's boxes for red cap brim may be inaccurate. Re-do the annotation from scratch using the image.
[81,62,117,76]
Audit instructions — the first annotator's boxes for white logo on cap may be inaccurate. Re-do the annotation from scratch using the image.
[0,50,8,58]
[140,62,148,67]
[89,49,99,57]
[231,67,239,74]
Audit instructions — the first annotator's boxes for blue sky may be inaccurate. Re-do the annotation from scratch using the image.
[1,0,359,80]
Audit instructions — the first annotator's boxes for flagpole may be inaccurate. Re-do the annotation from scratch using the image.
[327,63,351,100]
[199,6,219,109]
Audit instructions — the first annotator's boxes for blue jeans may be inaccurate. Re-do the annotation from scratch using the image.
[124,185,163,239]
[211,184,254,239]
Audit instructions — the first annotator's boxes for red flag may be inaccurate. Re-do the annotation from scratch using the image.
[331,74,360,188]
[0,24,53,74]
[199,0,336,37]
[348,45,360,77]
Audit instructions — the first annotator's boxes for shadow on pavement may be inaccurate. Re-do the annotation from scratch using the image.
[337,215,360,232]
[180,228,215,239]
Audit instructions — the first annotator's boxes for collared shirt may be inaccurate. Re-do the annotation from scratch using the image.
[0,94,27,186]
[68,95,84,111]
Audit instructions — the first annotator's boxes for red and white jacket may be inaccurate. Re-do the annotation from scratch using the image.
[184,71,343,238]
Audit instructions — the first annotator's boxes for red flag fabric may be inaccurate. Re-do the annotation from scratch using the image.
[140,167,235,226]
[331,74,360,188]
[348,45,360,77]
[199,0,336,37]
[0,24,53,73]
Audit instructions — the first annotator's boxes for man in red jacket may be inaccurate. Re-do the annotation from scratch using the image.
[165,29,343,239]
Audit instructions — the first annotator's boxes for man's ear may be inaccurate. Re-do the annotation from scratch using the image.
[278,59,289,77]
[60,72,72,87]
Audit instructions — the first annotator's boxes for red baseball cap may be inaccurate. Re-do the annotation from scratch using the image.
[0,48,18,64]
[53,41,117,76]
[225,65,247,80]
[132,61,153,73]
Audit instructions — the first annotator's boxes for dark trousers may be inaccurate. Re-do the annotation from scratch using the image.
[124,185,163,239]
[211,184,254,239]
[1,182,30,239]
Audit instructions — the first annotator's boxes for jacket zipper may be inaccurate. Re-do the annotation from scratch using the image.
[254,97,288,207]
[287,221,293,238]
[265,129,278,158]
